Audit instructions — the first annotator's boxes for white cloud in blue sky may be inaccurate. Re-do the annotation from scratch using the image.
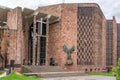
[0,0,120,22]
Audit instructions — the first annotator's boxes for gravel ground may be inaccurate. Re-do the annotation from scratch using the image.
[42,76,116,80]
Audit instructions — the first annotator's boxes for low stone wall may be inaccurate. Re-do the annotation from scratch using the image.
[14,68,21,72]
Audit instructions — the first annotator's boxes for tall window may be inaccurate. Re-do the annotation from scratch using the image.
[106,21,113,66]
[77,7,95,65]
[40,21,47,65]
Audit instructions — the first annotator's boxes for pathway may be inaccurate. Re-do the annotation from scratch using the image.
[42,76,116,80]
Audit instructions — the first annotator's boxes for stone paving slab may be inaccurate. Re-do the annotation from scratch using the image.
[42,76,116,80]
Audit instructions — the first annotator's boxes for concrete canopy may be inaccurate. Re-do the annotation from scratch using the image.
[25,10,60,24]
[23,8,34,17]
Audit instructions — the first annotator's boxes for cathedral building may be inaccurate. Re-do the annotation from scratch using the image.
[0,3,119,72]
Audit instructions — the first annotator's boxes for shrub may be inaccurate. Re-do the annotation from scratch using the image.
[117,58,120,80]
[21,67,31,73]
[112,66,117,74]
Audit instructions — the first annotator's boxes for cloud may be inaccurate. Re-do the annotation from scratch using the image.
[96,0,120,22]
[0,0,62,9]
[0,0,41,9]
[0,0,120,22]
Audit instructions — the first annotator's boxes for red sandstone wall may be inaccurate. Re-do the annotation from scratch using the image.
[38,4,62,66]
[60,4,77,70]
[77,4,106,72]
[47,22,62,66]
[38,4,77,70]
[0,59,2,68]
[112,16,117,66]
[7,7,24,65]
[102,17,107,67]
[117,24,120,58]
[22,20,29,65]
[38,3,107,71]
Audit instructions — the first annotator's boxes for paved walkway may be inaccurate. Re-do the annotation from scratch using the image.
[43,76,116,80]
[0,72,7,78]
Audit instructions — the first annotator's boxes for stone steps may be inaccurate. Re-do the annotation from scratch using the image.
[23,66,68,72]
[39,72,87,78]
[24,71,87,78]
[23,66,87,78]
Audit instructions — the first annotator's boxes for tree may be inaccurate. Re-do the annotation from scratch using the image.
[117,58,120,80]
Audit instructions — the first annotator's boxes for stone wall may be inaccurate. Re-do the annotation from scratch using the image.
[102,17,107,67]
[38,3,107,71]
[37,4,62,66]
[0,59,3,69]
[117,24,120,59]
[60,4,77,70]
[0,3,119,72]
[106,17,117,67]
[77,3,106,72]
[7,7,24,65]
[112,16,117,66]
[38,4,77,70]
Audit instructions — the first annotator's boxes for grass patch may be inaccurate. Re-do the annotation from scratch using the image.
[0,72,40,80]
[0,70,6,75]
[88,72,114,76]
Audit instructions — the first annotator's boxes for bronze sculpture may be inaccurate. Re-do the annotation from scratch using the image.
[63,44,75,65]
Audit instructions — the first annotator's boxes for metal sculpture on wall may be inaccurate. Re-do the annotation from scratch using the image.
[63,44,75,65]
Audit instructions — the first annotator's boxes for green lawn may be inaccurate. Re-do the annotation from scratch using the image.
[0,70,6,75]
[0,72,40,80]
[88,72,114,76]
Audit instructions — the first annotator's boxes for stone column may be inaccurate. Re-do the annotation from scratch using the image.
[37,20,40,65]
[32,16,37,65]
[46,19,49,66]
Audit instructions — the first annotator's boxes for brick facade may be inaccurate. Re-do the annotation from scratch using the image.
[117,24,120,59]
[7,7,24,65]
[112,17,117,66]
[38,4,78,70]
[37,3,118,71]
[38,3,107,71]
[106,17,117,67]
[0,3,119,72]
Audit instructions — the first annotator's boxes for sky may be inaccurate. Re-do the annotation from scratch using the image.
[0,0,120,22]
